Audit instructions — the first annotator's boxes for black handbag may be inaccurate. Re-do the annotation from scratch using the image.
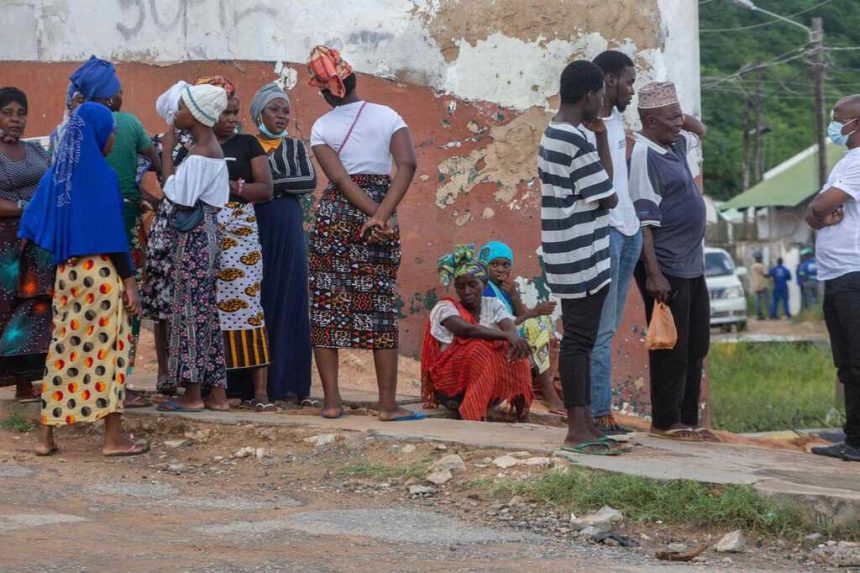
[171,202,204,232]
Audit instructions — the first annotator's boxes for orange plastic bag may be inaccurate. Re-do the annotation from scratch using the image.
[646,302,678,350]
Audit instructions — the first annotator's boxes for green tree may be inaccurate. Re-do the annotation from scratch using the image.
[700,0,860,200]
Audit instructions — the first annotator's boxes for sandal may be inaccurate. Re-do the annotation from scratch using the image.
[124,391,153,409]
[560,439,624,456]
[103,441,150,457]
[693,427,721,442]
[649,427,703,442]
[299,398,321,408]
[254,402,277,412]
[157,400,204,413]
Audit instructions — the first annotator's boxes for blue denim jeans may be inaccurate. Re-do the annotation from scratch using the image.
[590,228,643,417]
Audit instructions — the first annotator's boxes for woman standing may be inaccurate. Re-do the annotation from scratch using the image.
[204,77,275,410]
[0,88,53,401]
[154,83,230,412]
[250,82,317,403]
[306,46,420,421]
[19,102,147,456]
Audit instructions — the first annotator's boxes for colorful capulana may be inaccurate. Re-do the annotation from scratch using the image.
[307,45,354,98]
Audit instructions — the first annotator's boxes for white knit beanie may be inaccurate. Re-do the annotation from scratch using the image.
[180,84,227,127]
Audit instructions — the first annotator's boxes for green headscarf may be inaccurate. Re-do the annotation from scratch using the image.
[438,244,488,287]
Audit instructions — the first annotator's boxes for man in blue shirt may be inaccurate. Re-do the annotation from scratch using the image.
[768,258,792,319]
[797,248,819,309]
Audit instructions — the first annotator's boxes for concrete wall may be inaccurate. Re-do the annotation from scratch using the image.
[2,0,701,417]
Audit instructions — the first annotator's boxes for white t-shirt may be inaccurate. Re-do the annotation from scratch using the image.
[163,155,229,208]
[310,101,407,175]
[429,298,513,347]
[815,147,860,281]
[582,109,640,236]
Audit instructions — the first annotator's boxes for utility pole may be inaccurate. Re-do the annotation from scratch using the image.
[812,16,827,188]
[753,61,764,184]
[742,77,751,191]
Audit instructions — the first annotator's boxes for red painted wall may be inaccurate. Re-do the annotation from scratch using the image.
[4,60,655,415]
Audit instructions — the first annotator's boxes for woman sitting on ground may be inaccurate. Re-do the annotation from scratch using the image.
[20,102,147,456]
[421,245,534,422]
[478,240,565,413]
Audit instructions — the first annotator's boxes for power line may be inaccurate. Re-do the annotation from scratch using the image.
[700,0,833,33]
[701,50,810,89]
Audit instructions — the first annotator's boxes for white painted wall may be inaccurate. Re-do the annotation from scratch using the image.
[3,0,700,113]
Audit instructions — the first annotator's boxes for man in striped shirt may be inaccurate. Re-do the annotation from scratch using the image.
[540,60,620,454]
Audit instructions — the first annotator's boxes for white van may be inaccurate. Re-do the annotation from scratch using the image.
[704,247,748,332]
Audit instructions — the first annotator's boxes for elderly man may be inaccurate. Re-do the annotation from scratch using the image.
[806,95,860,462]
[628,82,713,442]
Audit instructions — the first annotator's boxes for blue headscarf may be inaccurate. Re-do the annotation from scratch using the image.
[479,241,514,266]
[19,103,130,265]
[69,56,121,101]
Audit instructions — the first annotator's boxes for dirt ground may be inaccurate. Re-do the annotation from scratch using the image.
[0,416,831,573]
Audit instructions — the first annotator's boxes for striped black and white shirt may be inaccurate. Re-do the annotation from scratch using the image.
[539,122,614,299]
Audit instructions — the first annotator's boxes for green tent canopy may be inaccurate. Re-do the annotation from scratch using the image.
[720,143,846,211]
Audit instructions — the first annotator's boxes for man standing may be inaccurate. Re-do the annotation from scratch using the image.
[582,50,641,436]
[628,82,714,442]
[540,60,622,453]
[767,258,792,319]
[750,252,769,320]
[806,95,860,462]
[796,247,819,309]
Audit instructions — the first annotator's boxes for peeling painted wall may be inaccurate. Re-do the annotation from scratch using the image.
[2,0,701,417]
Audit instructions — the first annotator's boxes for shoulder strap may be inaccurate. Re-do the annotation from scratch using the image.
[336,102,368,156]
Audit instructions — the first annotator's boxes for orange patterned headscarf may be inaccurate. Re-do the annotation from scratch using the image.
[195,75,236,99]
[307,45,353,98]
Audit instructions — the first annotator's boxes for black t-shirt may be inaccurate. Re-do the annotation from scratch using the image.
[221,133,266,187]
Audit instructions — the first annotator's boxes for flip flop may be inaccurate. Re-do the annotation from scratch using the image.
[384,411,427,422]
[597,435,633,452]
[124,393,153,408]
[254,402,277,412]
[299,398,321,408]
[156,400,204,413]
[693,427,722,442]
[35,445,58,457]
[648,427,703,442]
[103,442,150,457]
[560,439,623,456]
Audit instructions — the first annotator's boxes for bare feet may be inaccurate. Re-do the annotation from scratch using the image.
[321,403,346,419]
[203,398,230,411]
[377,406,416,421]
[649,424,703,442]
[35,425,57,456]
[535,371,564,412]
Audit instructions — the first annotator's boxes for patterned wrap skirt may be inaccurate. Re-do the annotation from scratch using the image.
[167,206,227,389]
[309,175,400,350]
[141,199,177,321]
[40,256,131,426]
[216,201,269,370]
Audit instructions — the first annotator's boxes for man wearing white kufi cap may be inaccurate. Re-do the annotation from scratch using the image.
[627,81,714,443]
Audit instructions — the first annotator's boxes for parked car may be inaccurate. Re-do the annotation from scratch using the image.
[704,247,748,332]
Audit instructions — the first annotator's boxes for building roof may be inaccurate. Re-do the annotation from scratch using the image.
[720,143,846,210]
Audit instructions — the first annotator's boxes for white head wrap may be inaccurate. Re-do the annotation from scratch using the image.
[156,81,189,126]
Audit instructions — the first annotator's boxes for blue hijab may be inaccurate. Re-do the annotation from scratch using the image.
[478,240,516,313]
[69,56,121,101]
[19,103,130,265]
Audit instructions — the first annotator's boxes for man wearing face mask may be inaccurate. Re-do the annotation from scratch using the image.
[628,82,714,443]
[806,95,860,462]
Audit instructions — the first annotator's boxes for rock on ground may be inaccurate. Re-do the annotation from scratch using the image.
[303,434,337,447]
[570,506,624,532]
[715,530,745,553]
[425,469,453,485]
[492,455,520,469]
[522,457,552,467]
[431,454,466,474]
[813,541,860,567]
